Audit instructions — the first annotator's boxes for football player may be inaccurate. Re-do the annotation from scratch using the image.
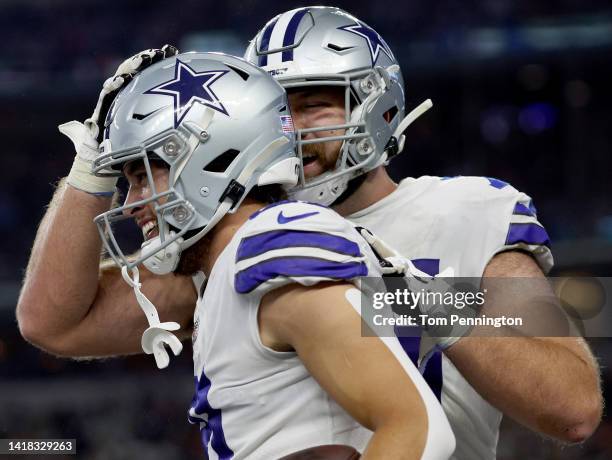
[17,51,455,459]
[243,6,602,459]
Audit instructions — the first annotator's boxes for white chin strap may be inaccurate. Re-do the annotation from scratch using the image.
[121,266,183,369]
[393,99,433,155]
[141,230,184,275]
[286,173,349,206]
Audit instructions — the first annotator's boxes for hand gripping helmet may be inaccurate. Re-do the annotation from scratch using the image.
[93,52,299,275]
[244,6,432,205]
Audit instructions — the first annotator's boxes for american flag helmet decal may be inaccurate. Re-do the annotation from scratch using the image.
[280,115,294,133]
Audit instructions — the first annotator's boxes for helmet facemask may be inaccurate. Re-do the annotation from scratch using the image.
[282,66,407,205]
[94,125,204,275]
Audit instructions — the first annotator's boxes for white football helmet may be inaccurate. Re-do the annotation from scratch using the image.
[93,52,299,275]
[245,6,431,205]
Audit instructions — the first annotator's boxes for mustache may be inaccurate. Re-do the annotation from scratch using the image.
[300,143,337,169]
[301,142,326,157]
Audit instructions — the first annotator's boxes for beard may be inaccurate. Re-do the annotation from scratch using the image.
[302,142,338,172]
[174,233,211,276]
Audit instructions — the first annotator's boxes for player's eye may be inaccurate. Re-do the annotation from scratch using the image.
[135,171,148,185]
[126,168,148,187]
[304,101,328,109]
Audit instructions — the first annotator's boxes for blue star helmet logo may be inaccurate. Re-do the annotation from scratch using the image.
[145,59,229,128]
[337,20,394,66]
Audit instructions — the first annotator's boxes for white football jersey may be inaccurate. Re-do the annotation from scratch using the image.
[187,201,449,459]
[347,176,553,460]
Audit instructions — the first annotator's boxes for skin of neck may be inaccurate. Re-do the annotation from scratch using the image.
[332,166,398,217]
[201,198,265,277]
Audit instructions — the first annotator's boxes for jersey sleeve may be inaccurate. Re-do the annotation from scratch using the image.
[233,201,373,296]
[496,188,553,273]
[434,177,554,275]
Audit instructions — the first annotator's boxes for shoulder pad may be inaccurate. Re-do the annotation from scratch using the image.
[235,201,370,294]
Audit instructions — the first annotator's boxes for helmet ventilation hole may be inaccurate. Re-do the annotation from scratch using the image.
[203,149,240,173]
[226,64,250,81]
[383,106,399,123]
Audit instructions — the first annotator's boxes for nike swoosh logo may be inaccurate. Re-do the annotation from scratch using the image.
[132,107,165,121]
[277,210,320,224]
[327,43,355,52]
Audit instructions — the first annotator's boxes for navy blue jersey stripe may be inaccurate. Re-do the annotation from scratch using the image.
[486,177,510,189]
[422,349,443,400]
[189,372,234,459]
[235,256,367,293]
[258,17,278,66]
[411,258,440,277]
[505,223,550,247]
[528,200,538,215]
[236,229,362,262]
[513,202,536,217]
[282,8,309,62]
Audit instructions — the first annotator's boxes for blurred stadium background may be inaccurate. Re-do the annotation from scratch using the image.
[1,0,611,458]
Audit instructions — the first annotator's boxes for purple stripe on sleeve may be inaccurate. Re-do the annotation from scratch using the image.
[282,9,309,62]
[528,200,538,215]
[513,202,536,216]
[505,223,550,247]
[237,230,362,261]
[486,177,509,189]
[235,257,367,293]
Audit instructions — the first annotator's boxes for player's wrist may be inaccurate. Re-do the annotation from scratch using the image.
[59,120,118,195]
[66,155,117,196]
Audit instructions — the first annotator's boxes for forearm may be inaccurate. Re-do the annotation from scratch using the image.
[362,422,426,460]
[17,180,113,338]
[446,335,602,442]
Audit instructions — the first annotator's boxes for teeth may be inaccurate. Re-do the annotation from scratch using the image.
[142,221,158,239]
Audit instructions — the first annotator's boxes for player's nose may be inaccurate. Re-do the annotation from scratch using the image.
[122,187,149,218]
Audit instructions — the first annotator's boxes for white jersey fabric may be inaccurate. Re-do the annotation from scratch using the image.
[347,175,553,460]
[188,200,452,460]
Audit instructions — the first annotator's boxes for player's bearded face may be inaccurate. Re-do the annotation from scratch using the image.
[288,87,345,180]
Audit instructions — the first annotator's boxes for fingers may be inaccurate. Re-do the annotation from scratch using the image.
[161,44,179,58]
[134,44,179,72]
[91,45,180,144]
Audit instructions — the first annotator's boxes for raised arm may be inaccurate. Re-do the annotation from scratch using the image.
[17,46,197,358]
[17,181,196,357]
[445,251,602,443]
[260,282,455,460]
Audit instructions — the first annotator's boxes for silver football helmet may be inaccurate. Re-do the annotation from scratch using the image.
[245,6,432,205]
[93,52,299,275]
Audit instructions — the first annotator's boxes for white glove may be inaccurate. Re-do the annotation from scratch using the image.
[357,227,472,349]
[60,45,179,196]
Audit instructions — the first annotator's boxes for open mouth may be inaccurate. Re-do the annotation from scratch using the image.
[302,154,317,167]
[142,220,159,240]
